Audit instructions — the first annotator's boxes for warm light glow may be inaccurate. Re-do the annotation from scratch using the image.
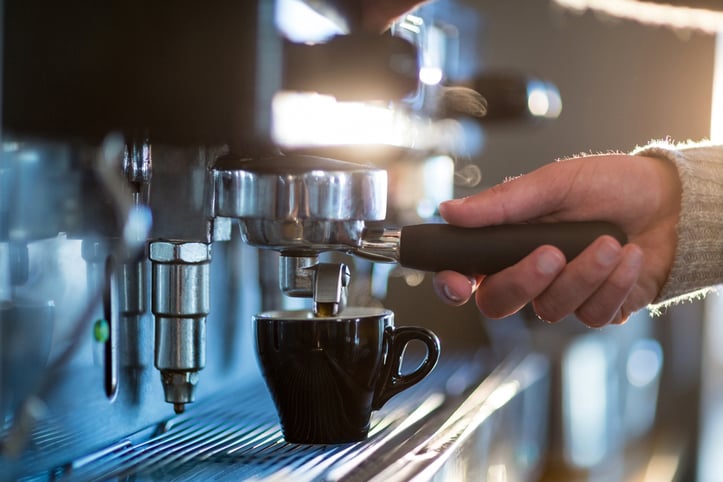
[642,452,682,482]
[711,33,723,142]
[554,0,723,33]
[419,67,443,85]
[275,0,343,42]
[527,82,562,119]
[272,92,463,151]
[487,464,509,482]
[527,89,550,117]
[486,380,520,410]
[272,93,408,146]
[701,47,723,482]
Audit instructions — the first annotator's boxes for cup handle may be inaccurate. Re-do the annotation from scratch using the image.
[372,326,440,410]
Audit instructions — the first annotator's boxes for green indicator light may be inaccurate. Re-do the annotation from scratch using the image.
[93,319,109,343]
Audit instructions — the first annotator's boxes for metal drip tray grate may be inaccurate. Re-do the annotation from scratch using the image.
[31,356,485,482]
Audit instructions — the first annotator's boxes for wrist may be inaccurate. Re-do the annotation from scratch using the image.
[633,142,723,304]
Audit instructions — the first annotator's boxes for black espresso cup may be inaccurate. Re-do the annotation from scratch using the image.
[255,307,440,444]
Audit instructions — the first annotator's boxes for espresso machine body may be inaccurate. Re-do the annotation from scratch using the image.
[0,1,551,480]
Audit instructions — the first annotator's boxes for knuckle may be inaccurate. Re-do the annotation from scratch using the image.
[606,274,634,294]
[575,264,610,288]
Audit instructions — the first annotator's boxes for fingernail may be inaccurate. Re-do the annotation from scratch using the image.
[537,251,564,275]
[596,240,620,266]
[441,197,466,207]
[442,283,464,302]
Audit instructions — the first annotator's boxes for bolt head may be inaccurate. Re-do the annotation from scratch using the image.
[149,241,211,263]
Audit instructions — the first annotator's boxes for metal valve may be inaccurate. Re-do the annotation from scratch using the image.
[149,241,211,414]
[278,255,351,317]
[312,262,350,316]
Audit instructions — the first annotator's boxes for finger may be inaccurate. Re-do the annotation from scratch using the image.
[575,244,644,327]
[613,282,654,325]
[438,161,577,227]
[433,271,480,306]
[532,236,623,323]
[475,246,566,318]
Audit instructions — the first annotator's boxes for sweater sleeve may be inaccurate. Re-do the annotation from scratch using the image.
[631,140,723,308]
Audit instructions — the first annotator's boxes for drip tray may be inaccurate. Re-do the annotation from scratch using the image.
[21,351,548,481]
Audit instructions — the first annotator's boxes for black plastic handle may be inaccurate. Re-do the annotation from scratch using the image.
[398,221,627,275]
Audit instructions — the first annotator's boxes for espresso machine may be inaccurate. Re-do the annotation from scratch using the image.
[0,0,574,479]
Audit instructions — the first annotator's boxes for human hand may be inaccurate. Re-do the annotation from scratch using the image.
[432,154,682,327]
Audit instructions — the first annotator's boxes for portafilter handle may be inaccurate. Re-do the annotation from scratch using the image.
[356,221,627,275]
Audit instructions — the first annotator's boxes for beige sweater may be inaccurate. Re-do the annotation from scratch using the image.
[631,141,723,308]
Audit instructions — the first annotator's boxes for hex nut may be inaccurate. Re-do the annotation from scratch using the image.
[149,241,211,263]
[161,370,200,386]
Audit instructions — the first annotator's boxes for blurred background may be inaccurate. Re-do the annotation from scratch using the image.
[385,1,718,480]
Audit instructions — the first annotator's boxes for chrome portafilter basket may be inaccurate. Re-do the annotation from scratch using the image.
[214,154,388,316]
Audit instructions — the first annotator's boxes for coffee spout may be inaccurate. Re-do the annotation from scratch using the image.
[313,263,351,317]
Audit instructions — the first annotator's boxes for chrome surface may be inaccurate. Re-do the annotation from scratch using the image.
[279,254,318,297]
[118,259,149,370]
[149,241,212,265]
[1,234,263,473]
[239,218,369,252]
[3,351,547,481]
[277,257,352,315]
[160,370,201,409]
[150,241,212,413]
[372,351,549,482]
[155,317,206,371]
[214,156,387,252]
[0,3,561,481]
[312,262,350,316]
[214,156,387,221]
[118,260,146,317]
[150,243,211,317]
[356,227,402,263]
[152,264,210,316]
[278,258,351,316]
[122,138,152,185]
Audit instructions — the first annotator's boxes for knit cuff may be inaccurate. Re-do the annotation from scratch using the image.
[631,140,723,309]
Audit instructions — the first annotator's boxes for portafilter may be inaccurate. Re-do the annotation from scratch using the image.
[213,154,626,281]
